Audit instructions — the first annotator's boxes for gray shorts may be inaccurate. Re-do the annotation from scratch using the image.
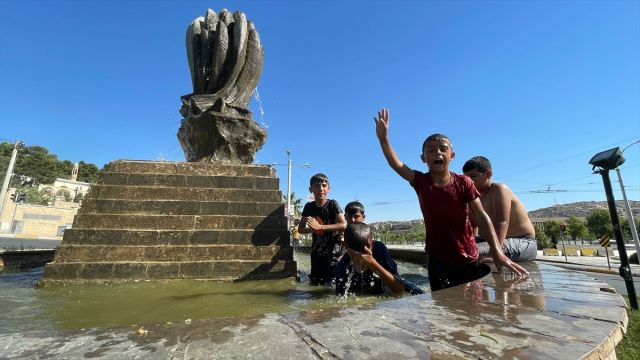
[477,238,537,262]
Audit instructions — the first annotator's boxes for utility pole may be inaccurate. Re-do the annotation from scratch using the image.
[616,168,640,254]
[286,150,292,229]
[616,140,640,257]
[0,141,23,223]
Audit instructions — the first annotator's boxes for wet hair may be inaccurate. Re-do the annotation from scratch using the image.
[345,201,365,216]
[462,156,492,174]
[309,173,330,186]
[422,133,453,152]
[344,223,371,253]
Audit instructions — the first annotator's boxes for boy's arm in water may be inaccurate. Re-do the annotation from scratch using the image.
[346,247,405,293]
[469,198,529,276]
[374,108,415,183]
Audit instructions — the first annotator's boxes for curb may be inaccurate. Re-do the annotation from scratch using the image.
[535,259,640,277]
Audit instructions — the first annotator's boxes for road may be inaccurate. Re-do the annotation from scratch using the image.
[0,236,61,250]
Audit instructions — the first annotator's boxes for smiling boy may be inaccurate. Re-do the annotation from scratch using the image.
[374,108,527,291]
[298,173,347,285]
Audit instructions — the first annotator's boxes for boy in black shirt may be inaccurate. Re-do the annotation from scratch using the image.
[298,173,347,285]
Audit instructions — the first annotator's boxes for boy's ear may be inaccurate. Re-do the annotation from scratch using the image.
[486,169,492,179]
[420,153,426,163]
[450,151,456,160]
[308,186,312,193]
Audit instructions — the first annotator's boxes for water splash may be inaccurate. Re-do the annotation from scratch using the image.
[253,87,265,118]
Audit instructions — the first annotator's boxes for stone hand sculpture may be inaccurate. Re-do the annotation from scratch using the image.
[178,9,266,164]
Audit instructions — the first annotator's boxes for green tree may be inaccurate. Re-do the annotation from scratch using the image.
[544,220,563,241]
[585,208,613,239]
[0,141,101,186]
[535,224,552,249]
[566,216,589,241]
[14,185,55,206]
[282,192,303,218]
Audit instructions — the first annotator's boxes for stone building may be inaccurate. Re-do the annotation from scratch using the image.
[0,163,90,239]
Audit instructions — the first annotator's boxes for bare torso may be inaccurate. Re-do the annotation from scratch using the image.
[479,183,535,239]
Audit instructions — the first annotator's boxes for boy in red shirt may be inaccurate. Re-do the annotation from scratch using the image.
[374,108,527,291]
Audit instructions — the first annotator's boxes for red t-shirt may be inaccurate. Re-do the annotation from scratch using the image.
[411,171,479,265]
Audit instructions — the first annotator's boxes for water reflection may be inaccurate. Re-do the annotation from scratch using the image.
[432,262,545,322]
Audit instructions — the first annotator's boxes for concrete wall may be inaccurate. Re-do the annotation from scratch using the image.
[0,189,80,239]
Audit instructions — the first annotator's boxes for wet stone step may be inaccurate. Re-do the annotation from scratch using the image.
[104,160,275,177]
[89,185,281,202]
[80,199,284,216]
[72,214,288,231]
[98,173,279,189]
[42,260,297,282]
[62,229,291,246]
[53,245,293,262]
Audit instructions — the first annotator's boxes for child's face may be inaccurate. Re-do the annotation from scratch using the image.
[346,210,365,225]
[309,181,330,201]
[421,139,455,173]
[463,169,491,192]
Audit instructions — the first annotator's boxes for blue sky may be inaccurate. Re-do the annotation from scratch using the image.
[1,0,638,223]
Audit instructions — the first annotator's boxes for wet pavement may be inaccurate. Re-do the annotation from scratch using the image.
[0,262,628,359]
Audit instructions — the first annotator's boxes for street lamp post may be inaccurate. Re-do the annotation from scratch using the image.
[286,150,292,228]
[589,146,638,310]
[0,141,23,227]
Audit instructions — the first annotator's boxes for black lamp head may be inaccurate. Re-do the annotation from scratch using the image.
[589,147,625,171]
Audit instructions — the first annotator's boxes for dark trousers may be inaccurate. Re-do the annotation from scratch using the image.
[427,257,491,291]
[309,252,336,285]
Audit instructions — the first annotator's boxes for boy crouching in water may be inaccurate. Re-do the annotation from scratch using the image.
[336,201,424,296]
[336,222,405,296]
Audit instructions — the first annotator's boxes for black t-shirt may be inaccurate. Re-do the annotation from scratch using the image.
[301,199,343,256]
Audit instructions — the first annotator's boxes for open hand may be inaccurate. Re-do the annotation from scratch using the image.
[489,252,529,277]
[374,108,390,140]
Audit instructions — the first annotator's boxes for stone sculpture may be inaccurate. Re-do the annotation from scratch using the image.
[178,9,266,164]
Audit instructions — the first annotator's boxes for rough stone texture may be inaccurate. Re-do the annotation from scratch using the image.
[40,160,295,284]
[7,263,629,359]
[178,9,266,164]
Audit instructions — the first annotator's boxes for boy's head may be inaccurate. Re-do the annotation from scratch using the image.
[462,156,493,192]
[344,201,366,225]
[420,133,455,173]
[343,222,372,253]
[309,173,330,202]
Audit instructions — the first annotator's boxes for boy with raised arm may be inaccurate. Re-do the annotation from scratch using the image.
[298,173,347,285]
[374,108,527,291]
[463,156,537,262]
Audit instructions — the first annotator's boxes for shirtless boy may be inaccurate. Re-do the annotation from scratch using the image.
[463,156,537,262]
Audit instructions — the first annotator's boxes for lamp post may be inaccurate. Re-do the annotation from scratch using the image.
[0,141,23,227]
[286,150,292,228]
[589,147,638,309]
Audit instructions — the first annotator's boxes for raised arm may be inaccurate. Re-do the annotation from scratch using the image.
[469,198,528,276]
[375,108,414,183]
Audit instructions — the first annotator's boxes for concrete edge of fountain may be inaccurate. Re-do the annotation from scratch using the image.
[0,257,629,359]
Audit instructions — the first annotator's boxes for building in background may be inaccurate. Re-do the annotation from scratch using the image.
[0,163,90,239]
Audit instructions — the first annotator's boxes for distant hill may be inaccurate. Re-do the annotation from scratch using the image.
[528,200,640,220]
[370,200,640,230]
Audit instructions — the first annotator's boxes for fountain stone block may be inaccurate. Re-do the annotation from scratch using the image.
[40,160,295,285]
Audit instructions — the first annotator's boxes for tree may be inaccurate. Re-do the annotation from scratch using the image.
[535,224,551,249]
[282,192,303,218]
[566,216,589,241]
[544,220,563,241]
[0,141,101,186]
[585,208,613,239]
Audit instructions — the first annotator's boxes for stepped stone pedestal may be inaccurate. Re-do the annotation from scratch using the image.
[41,160,296,284]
